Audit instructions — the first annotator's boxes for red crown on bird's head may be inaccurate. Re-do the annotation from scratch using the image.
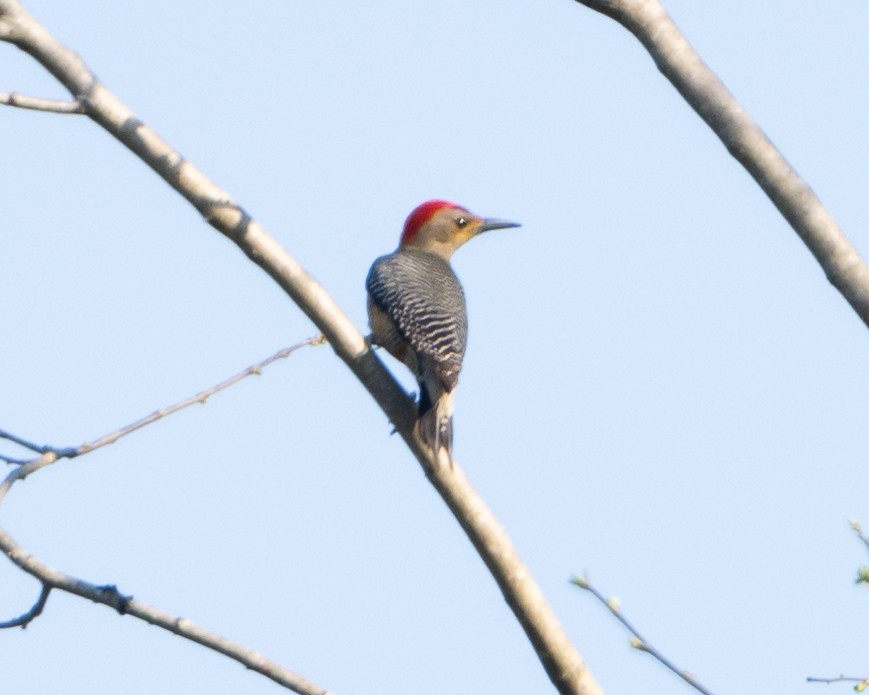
[401,200,463,245]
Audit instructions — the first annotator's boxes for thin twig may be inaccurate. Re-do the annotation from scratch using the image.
[571,575,716,695]
[73,334,325,457]
[0,428,55,454]
[0,582,50,628]
[0,335,324,505]
[0,525,332,695]
[848,520,869,587]
[849,520,869,554]
[0,454,31,465]
[807,675,869,688]
[0,90,83,112]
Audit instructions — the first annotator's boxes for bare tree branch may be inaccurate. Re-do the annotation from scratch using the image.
[0,582,50,628]
[0,452,58,505]
[0,2,600,693]
[0,336,324,505]
[571,575,715,695]
[573,0,869,329]
[0,526,333,695]
[0,90,82,112]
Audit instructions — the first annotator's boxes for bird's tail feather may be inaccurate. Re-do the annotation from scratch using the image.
[417,384,453,460]
[418,406,452,458]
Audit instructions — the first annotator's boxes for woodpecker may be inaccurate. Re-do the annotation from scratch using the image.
[366,200,519,460]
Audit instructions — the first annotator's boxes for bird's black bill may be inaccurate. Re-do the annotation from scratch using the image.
[479,218,521,233]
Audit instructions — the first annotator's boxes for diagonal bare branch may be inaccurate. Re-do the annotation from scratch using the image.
[573,0,869,329]
[0,336,325,506]
[0,2,600,693]
[571,575,716,695]
[0,525,333,694]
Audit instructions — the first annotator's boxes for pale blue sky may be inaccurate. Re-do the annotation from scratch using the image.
[2,2,869,693]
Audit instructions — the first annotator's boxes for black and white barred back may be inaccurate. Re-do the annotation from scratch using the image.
[366,248,469,454]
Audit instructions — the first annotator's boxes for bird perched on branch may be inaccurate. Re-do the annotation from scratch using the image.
[366,200,519,461]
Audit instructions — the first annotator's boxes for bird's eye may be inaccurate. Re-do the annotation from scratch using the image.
[456,217,468,228]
